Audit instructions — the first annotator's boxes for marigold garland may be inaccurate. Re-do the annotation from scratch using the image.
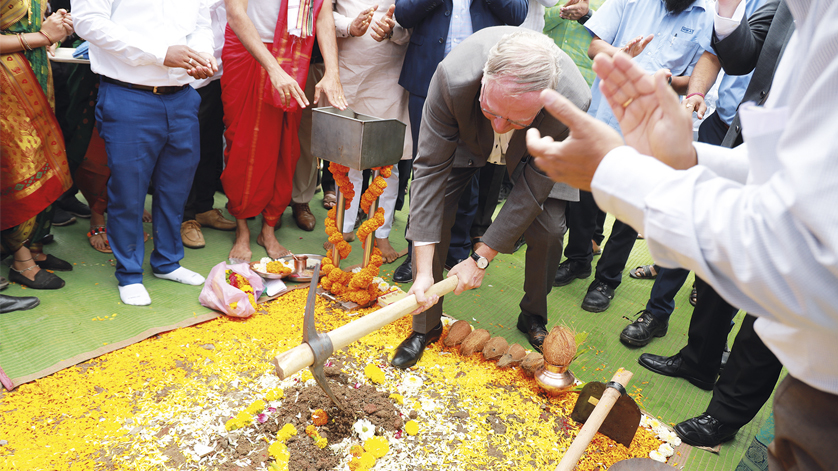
[322,163,394,305]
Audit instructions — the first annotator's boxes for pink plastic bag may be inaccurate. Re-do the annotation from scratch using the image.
[199,262,265,318]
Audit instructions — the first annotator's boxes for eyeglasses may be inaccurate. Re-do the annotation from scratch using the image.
[479,84,539,129]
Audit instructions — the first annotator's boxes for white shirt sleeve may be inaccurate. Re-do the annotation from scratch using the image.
[73,0,169,67]
[714,0,747,40]
[187,0,215,55]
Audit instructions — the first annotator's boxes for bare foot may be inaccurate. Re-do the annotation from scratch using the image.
[375,237,399,264]
[142,209,152,223]
[228,219,252,263]
[257,223,291,259]
[323,231,355,251]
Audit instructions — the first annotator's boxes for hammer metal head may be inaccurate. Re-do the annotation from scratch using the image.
[302,263,351,413]
[571,381,641,447]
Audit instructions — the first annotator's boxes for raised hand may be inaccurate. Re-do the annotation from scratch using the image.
[560,0,590,20]
[621,34,654,57]
[371,4,396,42]
[350,6,377,37]
[41,10,70,44]
[593,52,697,169]
[526,89,624,191]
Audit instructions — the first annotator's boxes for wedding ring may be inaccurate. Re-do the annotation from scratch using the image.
[621,98,633,108]
[188,57,194,65]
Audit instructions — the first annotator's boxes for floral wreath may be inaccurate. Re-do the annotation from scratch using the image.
[321,163,394,305]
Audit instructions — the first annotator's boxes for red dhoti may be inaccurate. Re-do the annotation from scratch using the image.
[220,0,321,226]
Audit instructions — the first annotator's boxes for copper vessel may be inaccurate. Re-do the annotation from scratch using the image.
[535,362,576,396]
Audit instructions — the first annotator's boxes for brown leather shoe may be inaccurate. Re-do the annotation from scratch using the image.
[292,203,316,231]
[195,208,236,231]
[181,220,206,249]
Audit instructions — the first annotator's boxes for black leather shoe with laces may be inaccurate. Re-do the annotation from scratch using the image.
[620,310,669,347]
[390,323,443,369]
[553,260,591,287]
[581,279,615,312]
[674,413,739,447]
[393,250,413,283]
[516,313,548,352]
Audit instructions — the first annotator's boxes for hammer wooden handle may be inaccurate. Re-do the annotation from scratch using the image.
[555,369,634,471]
[273,275,459,379]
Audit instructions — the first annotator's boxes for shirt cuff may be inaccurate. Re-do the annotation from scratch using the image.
[590,146,678,234]
[694,142,750,183]
[414,241,434,247]
[334,16,352,38]
[714,0,746,40]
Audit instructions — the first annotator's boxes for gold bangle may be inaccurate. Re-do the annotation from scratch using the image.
[17,33,26,51]
[39,30,55,44]
[19,33,33,51]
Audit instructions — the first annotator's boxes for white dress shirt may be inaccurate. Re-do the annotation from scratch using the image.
[193,0,226,89]
[73,0,214,87]
[590,0,838,395]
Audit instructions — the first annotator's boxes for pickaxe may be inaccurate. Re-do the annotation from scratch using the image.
[275,272,460,408]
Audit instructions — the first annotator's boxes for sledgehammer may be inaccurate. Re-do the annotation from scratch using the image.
[273,275,459,380]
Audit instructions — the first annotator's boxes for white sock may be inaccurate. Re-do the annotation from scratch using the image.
[153,267,205,286]
[119,284,151,306]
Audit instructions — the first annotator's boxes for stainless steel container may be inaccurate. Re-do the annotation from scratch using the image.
[311,107,406,170]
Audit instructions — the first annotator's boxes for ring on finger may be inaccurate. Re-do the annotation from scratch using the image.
[621,97,634,108]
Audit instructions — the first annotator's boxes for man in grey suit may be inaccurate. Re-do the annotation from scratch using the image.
[390,27,591,368]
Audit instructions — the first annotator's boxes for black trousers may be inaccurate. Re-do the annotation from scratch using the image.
[705,314,783,428]
[679,277,741,379]
[184,80,224,221]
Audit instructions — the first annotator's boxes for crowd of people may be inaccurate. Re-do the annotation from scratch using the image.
[2,0,834,468]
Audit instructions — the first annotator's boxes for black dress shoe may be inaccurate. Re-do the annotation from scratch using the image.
[620,310,668,347]
[516,314,548,352]
[8,268,65,290]
[674,413,739,447]
[393,251,413,283]
[391,323,443,369]
[581,280,615,313]
[52,208,77,227]
[0,294,41,313]
[553,260,591,287]
[57,194,91,219]
[638,353,715,390]
[34,254,73,272]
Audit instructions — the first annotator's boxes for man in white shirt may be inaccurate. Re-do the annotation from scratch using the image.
[526,0,838,465]
[74,0,217,306]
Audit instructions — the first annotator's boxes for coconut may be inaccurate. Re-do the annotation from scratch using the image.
[459,329,491,356]
[482,337,509,360]
[521,352,544,376]
[542,325,577,367]
[497,343,527,368]
[443,320,472,347]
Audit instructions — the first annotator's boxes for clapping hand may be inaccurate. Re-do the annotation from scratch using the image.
[560,0,590,21]
[371,4,396,42]
[620,34,654,57]
[350,6,377,37]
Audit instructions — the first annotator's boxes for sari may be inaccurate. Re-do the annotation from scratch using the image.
[1,0,72,251]
[220,0,323,224]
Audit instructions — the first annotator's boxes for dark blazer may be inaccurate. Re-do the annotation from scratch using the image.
[406,27,591,253]
[395,0,528,99]
[713,0,795,147]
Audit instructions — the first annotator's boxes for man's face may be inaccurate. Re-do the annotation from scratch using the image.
[480,79,543,134]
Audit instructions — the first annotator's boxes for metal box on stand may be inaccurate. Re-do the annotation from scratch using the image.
[311,107,406,170]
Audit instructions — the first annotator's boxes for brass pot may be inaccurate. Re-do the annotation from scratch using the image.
[535,362,576,396]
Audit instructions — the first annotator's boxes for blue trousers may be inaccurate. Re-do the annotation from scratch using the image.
[96,80,201,286]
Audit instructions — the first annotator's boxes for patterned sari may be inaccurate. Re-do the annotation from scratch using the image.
[1,0,72,251]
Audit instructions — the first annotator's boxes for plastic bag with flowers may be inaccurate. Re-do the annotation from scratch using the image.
[199,261,264,318]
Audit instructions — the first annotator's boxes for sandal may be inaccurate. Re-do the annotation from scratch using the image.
[87,226,113,254]
[629,264,659,280]
[322,190,337,209]
[690,284,697,306]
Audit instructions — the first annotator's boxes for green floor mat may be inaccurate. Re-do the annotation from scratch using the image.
[0,192,775,471]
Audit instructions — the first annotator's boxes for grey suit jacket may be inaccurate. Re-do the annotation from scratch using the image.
[406,26,591,253]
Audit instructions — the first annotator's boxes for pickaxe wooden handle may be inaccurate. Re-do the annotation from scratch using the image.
[273,275,460,379]
[555,368,634,471]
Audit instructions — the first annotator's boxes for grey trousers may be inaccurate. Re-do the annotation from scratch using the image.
[291,62,325,204]
[412,167,567,333]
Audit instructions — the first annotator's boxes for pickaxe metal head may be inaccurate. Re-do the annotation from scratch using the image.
[570,381,641,447]
[302,263,351,413]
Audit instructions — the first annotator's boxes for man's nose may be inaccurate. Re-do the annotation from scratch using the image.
[492,117,511,133]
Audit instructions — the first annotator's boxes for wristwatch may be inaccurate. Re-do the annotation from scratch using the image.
[471,252,490,270]
[577,10,592,25]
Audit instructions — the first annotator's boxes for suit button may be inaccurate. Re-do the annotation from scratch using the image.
[735,125,741,133]
[468,159,474,166]
[760,90,767,98]
[439,37,444,43]
[445,10,450,16]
